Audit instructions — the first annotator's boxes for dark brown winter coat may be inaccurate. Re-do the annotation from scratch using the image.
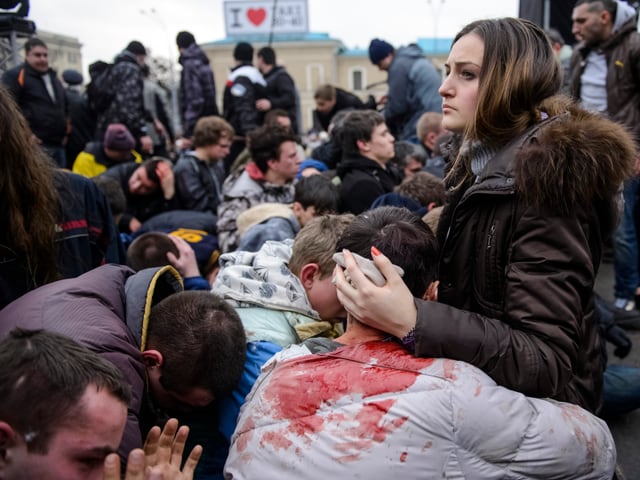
[415,99,636,412]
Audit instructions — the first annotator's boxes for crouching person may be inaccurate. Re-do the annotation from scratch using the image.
[0,264,246,467]
[225,207,616,479]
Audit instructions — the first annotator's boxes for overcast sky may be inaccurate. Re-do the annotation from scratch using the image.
[29,0,518,71]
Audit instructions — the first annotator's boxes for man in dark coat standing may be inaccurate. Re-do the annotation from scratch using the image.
[95,41,153,155]
[256,46,299,134]
[176,30,219,146]
[222,41,266,173]
[2,37,68,167]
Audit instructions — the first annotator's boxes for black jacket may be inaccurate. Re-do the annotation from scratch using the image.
[262,66,298,133]
[337,154,396,214]
[0,170,125,309]
[174,151,225,213]
[2,62,67,145]
[65,87,96,162]
[223,64,266,136]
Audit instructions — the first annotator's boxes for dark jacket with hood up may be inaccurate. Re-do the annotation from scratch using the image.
[179,42,219,138]
[415,99,636,413]
[385,44,441,140]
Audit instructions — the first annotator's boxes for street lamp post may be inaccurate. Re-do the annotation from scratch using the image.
[140,8,181,135]
[427,0,445,55]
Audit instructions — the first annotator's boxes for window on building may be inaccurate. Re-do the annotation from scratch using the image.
[352,69,363,91]
[306,63,324,92]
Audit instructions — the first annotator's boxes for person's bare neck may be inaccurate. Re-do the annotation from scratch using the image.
[334,316,386,345]
[263,169,288,185]
[194,146,215,163]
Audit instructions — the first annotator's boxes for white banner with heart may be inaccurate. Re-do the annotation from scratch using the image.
[224,0,309,36]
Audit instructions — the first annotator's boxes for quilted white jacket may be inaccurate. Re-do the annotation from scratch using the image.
[224,341,615,480]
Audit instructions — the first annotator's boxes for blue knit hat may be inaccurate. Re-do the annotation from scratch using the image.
[368,38,394,65]
[62,69,83,86]
[297,159,328,179]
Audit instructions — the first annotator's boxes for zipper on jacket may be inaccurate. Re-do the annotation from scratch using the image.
[487,223,496,251]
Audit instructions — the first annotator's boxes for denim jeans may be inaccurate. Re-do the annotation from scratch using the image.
[42,143,68,169]
[614,176,640,301]
[602,364,640,416]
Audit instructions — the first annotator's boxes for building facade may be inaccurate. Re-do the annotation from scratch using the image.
[202,33,450,133]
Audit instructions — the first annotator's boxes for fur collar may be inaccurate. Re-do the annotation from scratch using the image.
[514,101,635,214]
[448,97,636,215]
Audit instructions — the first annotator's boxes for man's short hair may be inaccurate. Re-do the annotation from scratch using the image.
[395,171,446,207]
[416,112,443,143]
[289,214,355,278]
[248,125,297,174]
[24,37,46,53]
[314,84,336,101]
[148,291,247,399]
[336,206,439,296]
[140,157,166,186]
[264,109,290,127]
[575,0,617,17]
[340,110,386,157]
[92,175,126,216]
[257,46,276,66]
[127,232,178,271]
[294,175,339,215]
[0,328,130,453]
[193,116,234,149]
[393,141,427,169]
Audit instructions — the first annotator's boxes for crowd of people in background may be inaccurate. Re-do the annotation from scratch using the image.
[2,1,640,478]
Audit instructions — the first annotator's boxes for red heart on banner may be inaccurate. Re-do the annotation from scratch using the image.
[247,8,266,26]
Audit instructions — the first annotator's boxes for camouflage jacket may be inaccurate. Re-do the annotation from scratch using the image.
[96,51,148,139]
[217,162,295,253]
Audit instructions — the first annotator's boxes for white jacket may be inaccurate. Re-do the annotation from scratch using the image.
[225,341,615,480]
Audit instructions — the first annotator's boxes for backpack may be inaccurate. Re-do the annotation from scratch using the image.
[86,60,114,114]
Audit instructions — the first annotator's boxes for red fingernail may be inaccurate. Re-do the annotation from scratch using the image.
[371,246,381,256]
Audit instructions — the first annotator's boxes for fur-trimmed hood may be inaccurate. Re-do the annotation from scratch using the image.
[450,97,636,215]
[514,100,635,214]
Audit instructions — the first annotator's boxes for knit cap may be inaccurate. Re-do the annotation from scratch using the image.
[126,40,146,56]
[368,38,394,65]
[176,31,196,49]
[104,124,136,152]
[62,69,83,86]
[233,42,254,62]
